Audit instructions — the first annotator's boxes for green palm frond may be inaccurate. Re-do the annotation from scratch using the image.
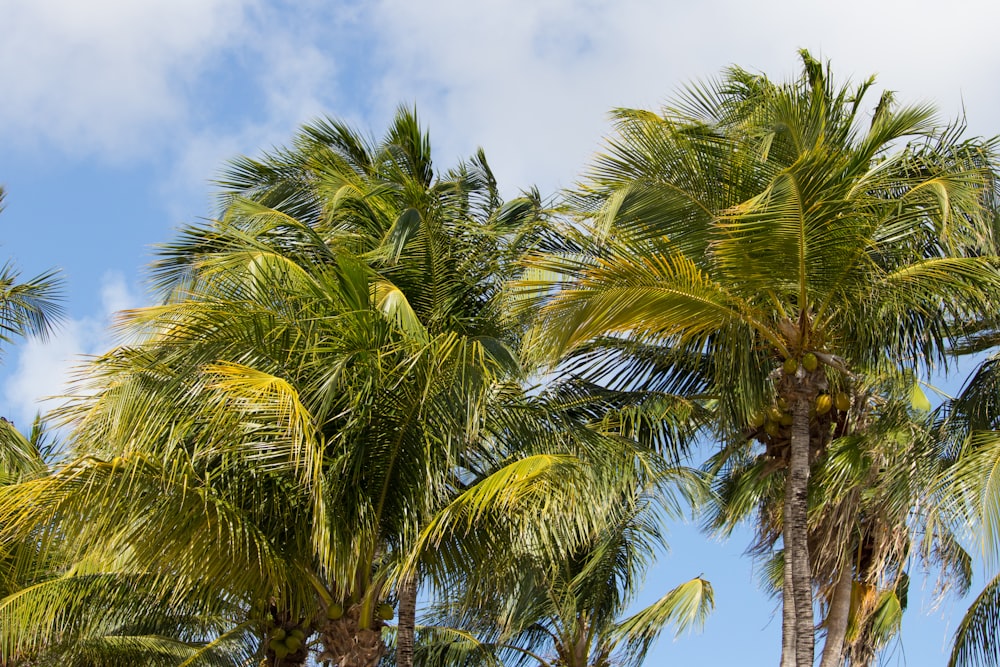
[612,576,714,664]
[950,571,1000,667]
[0,263,64,347]
[525,53,1000,667]
[943,432,1000,562]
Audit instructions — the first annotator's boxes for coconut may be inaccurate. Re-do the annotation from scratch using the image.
[767,406,783,422]
[270,628,287,642]
[779,414,793,427]
[783,358,799,374]
[272,642,289,659]
[764,421,781,437]
[326,602,344,620]
[815,394,832,415]
[290,628,305,640]
[749,411,766,428]
[377,603,394,620]
[802,352,818,372]
[834,393,851,412]
[284,636,302,652]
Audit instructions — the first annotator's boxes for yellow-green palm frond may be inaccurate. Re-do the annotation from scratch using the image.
[612,576,714,664]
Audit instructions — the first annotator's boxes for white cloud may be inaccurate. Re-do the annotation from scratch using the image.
[6,0,999,425]
[99,270,141,315]
[6,0,999,190]
[0,0,250,159]
[362,0,1000,194]
[159,34,342,224]
[1,271,141,429]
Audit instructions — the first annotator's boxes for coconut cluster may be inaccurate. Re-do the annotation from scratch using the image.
[749,356,853,467]
[267,625,308,663]
[315,601,392,667]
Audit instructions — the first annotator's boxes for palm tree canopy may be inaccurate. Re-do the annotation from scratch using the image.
[522,51,1000,667]
[0,108,558,666]
[527,50,1000,430]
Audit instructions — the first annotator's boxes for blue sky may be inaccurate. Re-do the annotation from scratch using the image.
[2,0,999,663]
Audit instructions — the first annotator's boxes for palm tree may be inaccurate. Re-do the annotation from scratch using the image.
[0,109,561,667]
[188,106,555,667]
[415,461,713,667]
[523,51,1000,666]
[930,345,1000,667]
[708,373,970,666]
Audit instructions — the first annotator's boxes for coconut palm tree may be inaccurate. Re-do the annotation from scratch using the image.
[708,373,971,666]
[176,107,556,667]
[0,109,578,667]
[523,51,1000,666]
[413,459,713,667]
[929,344,1000,667]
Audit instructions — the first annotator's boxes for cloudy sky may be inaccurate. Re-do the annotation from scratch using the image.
[2,0,998,663]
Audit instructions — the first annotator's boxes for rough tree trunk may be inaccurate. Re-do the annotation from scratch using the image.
[317,602,386,667]
[784,391,815,667]
[819,565,854,667]
[781,553,797,667]
[397,577,418,667]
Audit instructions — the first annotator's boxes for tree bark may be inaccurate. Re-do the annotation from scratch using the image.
[785,393,814,667]
[819,565,853,667]
[317,603,386,667]
[397,576,418,667]
[781,551,797,667]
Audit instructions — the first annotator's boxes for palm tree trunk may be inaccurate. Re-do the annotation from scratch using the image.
[785,394,814,667]
[317,603,386,667]
[781,554,797,667]
[819,565,853,667]
[397,576,418,667]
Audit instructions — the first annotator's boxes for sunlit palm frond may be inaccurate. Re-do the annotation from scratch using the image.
[612,576,714,665]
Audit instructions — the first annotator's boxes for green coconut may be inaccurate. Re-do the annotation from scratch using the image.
[272,641,289,659]
[327,602,344,620]
[802,352,819,372]
[289,628,305,641]
[764,421,781,437]
[270,628,287,642]
[815,394,832,415]
[377,603,394,621]
[834,393,851,412]
[779,413,793,427]
[284,636,302,652]
[783,358,799,374]
[767,406,783,422]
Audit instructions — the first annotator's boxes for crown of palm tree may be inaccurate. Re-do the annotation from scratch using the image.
[523,50,1000,667]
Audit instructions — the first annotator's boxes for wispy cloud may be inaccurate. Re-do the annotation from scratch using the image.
[4,0,1000,439]
[363,0,1000,193]
[0,0,250,160]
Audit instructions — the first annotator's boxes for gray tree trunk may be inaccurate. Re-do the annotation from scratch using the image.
[819,564,853,667]
[785,393,814,667]
[397,577,418,667]
[781,553,797,667]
